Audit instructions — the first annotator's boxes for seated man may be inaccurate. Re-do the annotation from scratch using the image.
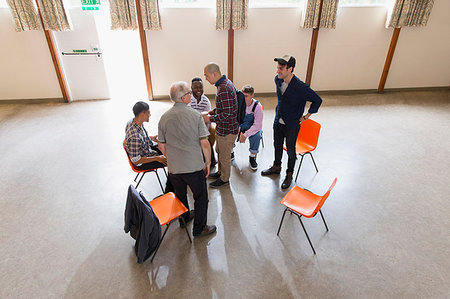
[124,101,167,171]
[188,77,217,168]
[238,85,263,170]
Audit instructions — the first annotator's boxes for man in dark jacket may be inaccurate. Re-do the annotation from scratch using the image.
[261,55,322,189]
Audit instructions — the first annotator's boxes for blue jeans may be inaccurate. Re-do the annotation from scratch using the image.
[248,130,262,154]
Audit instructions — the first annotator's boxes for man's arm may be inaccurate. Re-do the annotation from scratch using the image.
[200,138,211,178]
[158,143,166,156]
[133,155,166,166]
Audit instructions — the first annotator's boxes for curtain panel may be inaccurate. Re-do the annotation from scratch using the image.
[110,0,161,30]
[303,0,339,29]
[140,0,161,30]
[387,0,434,28]
[110,0,138,30]
[6,0,42,32]
[216,0,248,30]
[37,0,71,31]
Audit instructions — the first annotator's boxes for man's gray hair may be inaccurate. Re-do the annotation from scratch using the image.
[169,81,190,103]
[205,62,221,75]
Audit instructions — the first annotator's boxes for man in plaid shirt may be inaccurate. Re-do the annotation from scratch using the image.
[203,63,239,187]
[124,101,167,170]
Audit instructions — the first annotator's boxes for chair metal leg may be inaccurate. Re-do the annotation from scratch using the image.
[151,222,171,262]
[309,153,319,172]
[296,214,316,254]
[136,173,145,188]
[179,217,192,243]
[155,171,164,193]
[294,155,305,182]
[319,209,328,231]
[261,134,265,148]
[134,173,140,182]
[163,167,167,177]
[277,208,289,236]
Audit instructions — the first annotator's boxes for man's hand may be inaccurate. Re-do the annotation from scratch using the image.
[155,155,167,165]
[149,135,158,142]
[239,134,246,143]
[202,113,210,124]
[204,163,210,178]
[300,113,311,123]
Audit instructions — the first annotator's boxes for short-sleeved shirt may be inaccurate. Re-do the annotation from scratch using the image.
[158,102,209,174]
[124,119,159,165]
[188,94,211,113]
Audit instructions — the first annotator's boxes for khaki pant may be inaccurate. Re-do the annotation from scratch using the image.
[215,133,237,182]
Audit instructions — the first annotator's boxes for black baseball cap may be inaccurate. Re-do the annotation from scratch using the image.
[274,55,296,68]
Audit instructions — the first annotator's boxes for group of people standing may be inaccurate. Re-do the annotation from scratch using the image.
[124,55,322,237]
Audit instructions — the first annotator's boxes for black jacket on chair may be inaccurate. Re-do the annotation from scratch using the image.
[124,185,161,263]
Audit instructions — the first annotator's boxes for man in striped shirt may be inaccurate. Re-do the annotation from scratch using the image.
[188,77,217,168]
[203,63,239,187]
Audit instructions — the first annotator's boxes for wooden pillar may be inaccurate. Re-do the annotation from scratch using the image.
[135,0,154,100]
[378,27,401,93]
[305,0,324,86]
[35,0,70,102]
[227,0,234,81]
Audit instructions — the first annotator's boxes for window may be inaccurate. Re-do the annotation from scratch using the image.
[340,0,388,6]
[0,0,8,9]
[250,0,303,8]
[159,0,214,8]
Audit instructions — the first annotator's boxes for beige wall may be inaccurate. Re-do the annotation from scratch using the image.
[0,9,61,100]
[0,2,449,100]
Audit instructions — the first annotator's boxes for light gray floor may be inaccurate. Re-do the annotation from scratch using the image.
[0,90,449,298]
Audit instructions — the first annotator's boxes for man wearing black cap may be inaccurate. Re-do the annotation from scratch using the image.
[261,55,322,189]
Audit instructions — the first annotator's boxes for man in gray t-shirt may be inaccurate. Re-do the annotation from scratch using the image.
[158,81,217,237]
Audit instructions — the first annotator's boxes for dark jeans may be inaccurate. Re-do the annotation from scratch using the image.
[168,170,208,235]
[273,122,300,173]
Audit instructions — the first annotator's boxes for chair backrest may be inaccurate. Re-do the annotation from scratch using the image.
[314,178,337,215]
[123,141,141,172]
[298,119,321,149]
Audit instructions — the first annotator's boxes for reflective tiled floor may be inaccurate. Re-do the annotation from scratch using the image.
[0,90,449,298]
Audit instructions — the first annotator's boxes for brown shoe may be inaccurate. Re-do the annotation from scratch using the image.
[261,165,281,176]
[193,225,217,237]
[281,172,293,189]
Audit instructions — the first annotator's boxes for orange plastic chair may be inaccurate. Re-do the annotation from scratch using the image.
[123,141,167,192]
[148,192,192,262]
[277,178,337,254]
[283,119,321,182]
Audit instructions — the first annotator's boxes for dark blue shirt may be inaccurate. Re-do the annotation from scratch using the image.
[274,75,322,128]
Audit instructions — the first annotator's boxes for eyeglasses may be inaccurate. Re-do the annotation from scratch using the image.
[182,91,192,98]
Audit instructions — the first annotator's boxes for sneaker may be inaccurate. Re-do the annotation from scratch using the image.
[209,178,229,187]
[208,172,221,179]
[281,172,293,189]
[249,156,258,170]
[180,210,195,228]
[261,165,281,176]
[231,152,235,161]
[193,225,217,237]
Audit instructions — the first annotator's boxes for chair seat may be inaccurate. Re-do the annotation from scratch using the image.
[148,192,188,226]
[280,186,322,218]
[295,142,315,154]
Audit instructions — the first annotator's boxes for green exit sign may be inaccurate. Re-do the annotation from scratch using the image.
[82,6,99,10]
[81,0,100,5]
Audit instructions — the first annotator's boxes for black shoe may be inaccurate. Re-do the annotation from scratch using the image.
[193,225,217,237]
[281,172,293,189]
[231,152,235,161]
[249,156,257,170]
[180,210,195,228]
[209,178,229,187]
[208,172,221,179]
[261,165,281,176]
